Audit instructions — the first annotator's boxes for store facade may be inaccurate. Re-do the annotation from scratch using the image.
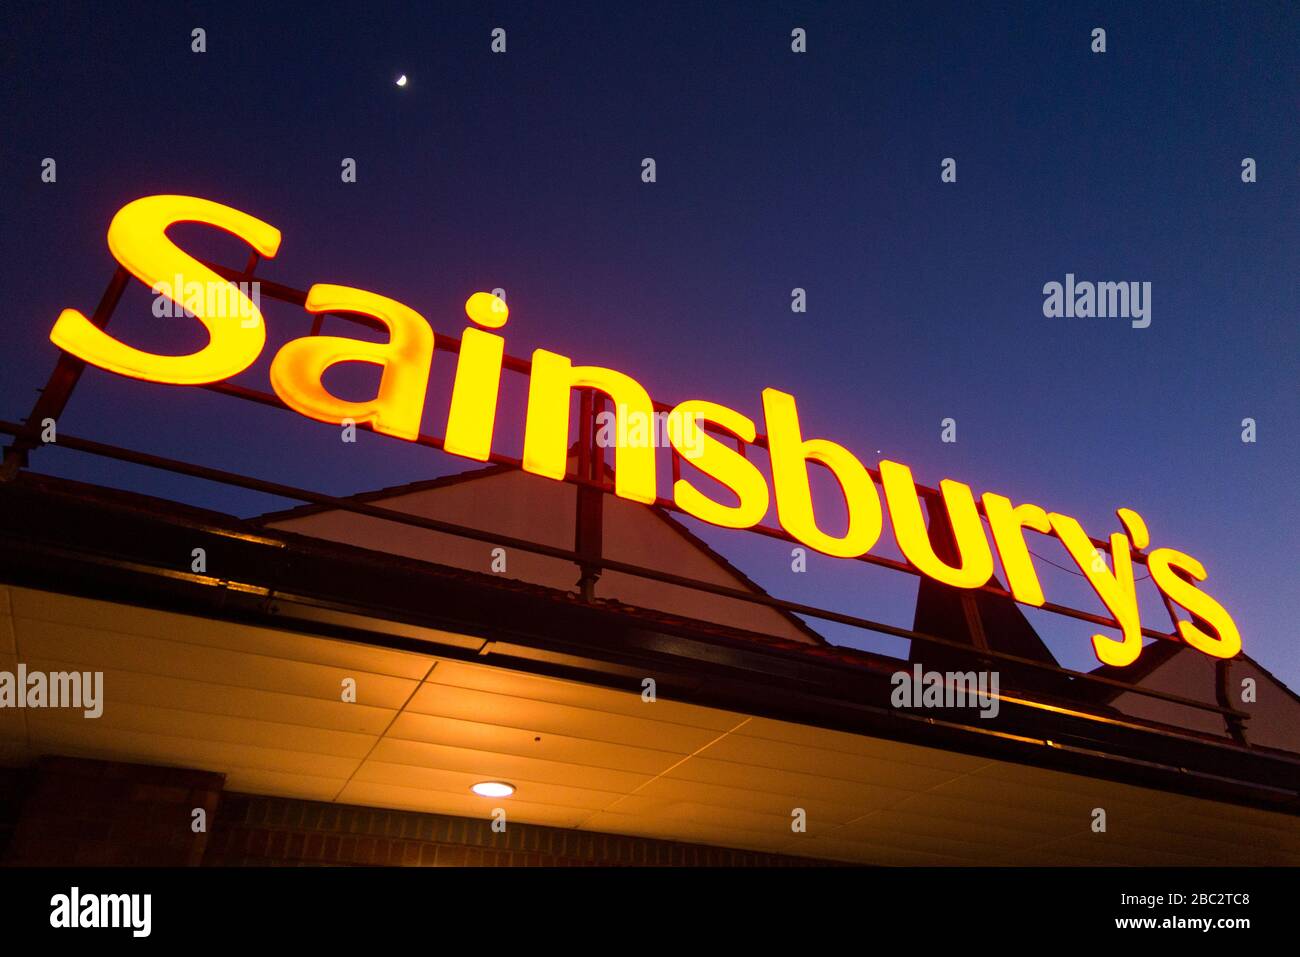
[0,194,1297,866]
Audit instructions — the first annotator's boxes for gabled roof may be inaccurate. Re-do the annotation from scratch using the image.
[1088,638,1300,712]
[254,457,827,646]
[1085,638,1186,701]
[6,468,1300,818]
[254,460,518,524]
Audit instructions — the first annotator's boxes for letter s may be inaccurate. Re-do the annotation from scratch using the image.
[1148,548,1243,659]
[668,399,769,529]
[49,194,281,384]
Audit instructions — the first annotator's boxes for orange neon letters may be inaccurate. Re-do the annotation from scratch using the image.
[49,194,1246,669]
[981,493,1052,605]
[762,388,882,559]
[522,350,657,504]
[668,400,769,529]
[880,462,993,589]
[270,283,434,441]
[1049,511,1145,668]
[50,194,281,384]
[443,294,509,461]
[1148,548,1242,659]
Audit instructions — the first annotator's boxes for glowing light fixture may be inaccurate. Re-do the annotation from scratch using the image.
[48,193,1248,671]
[471,781,515,798]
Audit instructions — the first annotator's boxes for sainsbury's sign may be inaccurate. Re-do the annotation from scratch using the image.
[48,195,1242,668]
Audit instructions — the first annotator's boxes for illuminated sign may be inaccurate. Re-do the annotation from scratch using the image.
[48,195,1243,667]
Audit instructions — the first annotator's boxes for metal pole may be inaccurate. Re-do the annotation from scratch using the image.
[1,266,130,480]
[574,390,604,600]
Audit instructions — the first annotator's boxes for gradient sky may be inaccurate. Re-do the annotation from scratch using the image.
[2,2,1296,687]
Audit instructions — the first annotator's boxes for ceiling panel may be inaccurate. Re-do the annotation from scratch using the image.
[735,716,992,774]
[2,585,1297,866]
[612,773,907,823]
[834,807,1054,853]
[222,767,351,802]
[428,659,743,731]
[16,617,421,709]
[886,790,1089,839]
[386,710,686,776]
[28,721,365,780]
[10,587,435,678]
[24,696,376,760]
[350,758,630,811]
[367,737,654,794]
[338,779,592,827]
[662,754,930,808]
[697,732,967,791]
[404,681,736,753]
[65,667,397,736]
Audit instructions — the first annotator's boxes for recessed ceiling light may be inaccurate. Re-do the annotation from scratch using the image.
[471,781,515,798]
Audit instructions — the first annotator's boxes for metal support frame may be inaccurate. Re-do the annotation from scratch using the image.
[0,266,129,479]
[3,477,1295,817]
[1218,658,1250,746]
[923,496,991,654]
[574,390,604,601]
[0,258,1257,744]
[0,421,1257,732]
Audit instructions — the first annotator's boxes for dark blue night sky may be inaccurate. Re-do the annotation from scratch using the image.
[2,2,1296,684]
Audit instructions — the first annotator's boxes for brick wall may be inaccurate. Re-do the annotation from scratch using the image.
[0,758,830,866]
[1,756,223,866]
[204,793,829,867]
[0,767,31,861]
